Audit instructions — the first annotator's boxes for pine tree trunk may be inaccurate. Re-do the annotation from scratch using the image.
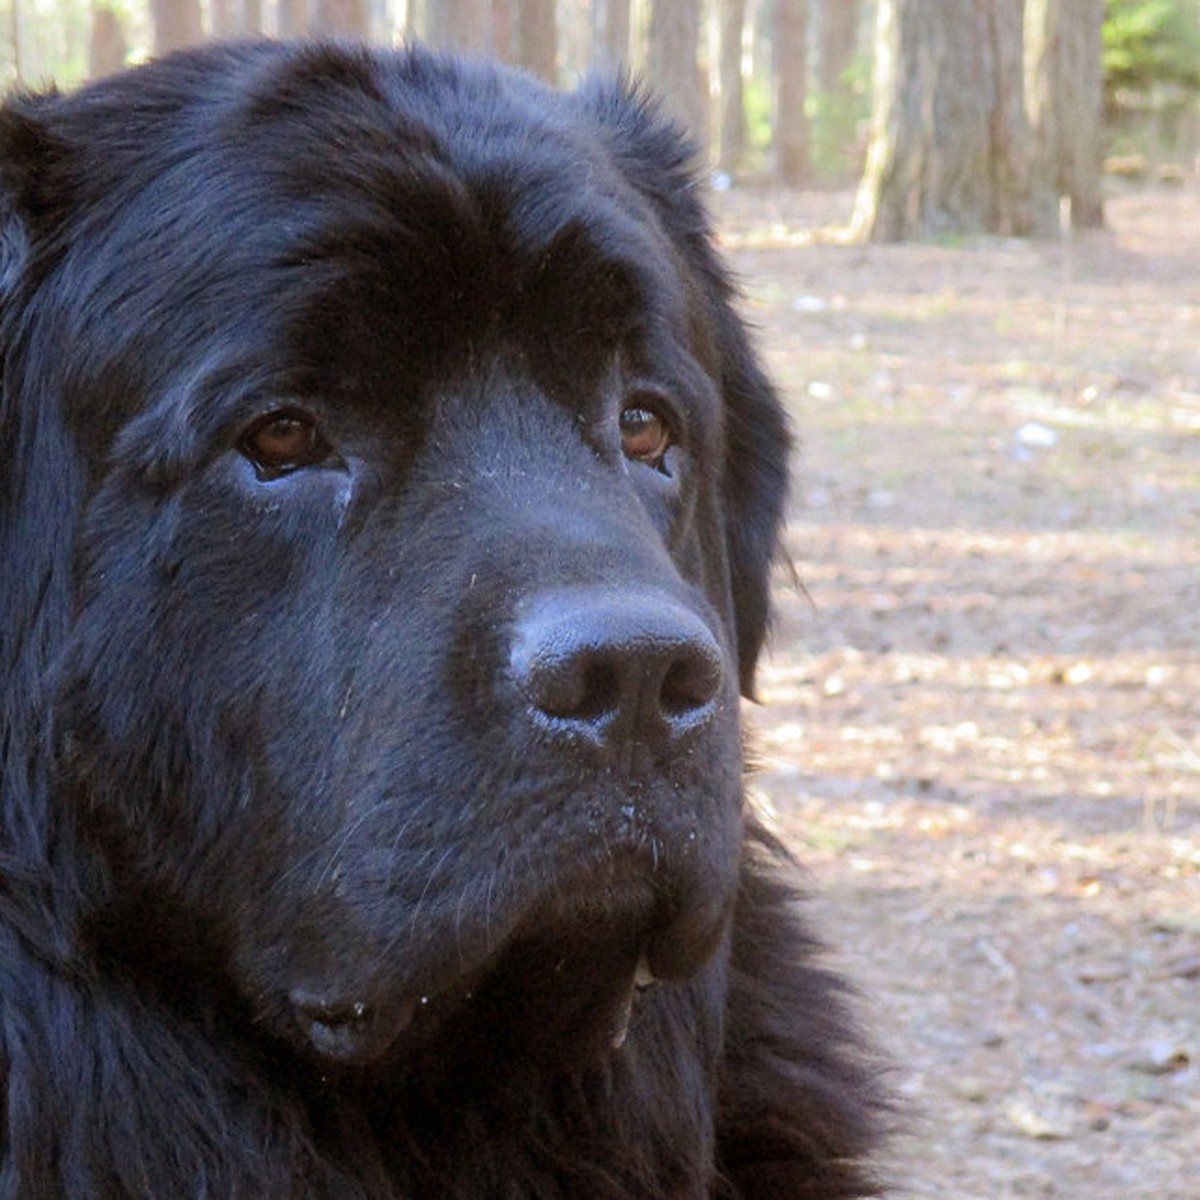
[648,0,706,146]
[817,0,856,93]
[240,0,262,34]
[592,0,631,70]
[515,0,556,83]
[88,5,126,77]
[718,0,747,175]
[852,0,1045,241]
[277,0,307,37]
[312,0,367,36]
[775,0,809,186]
[150,0,203,55]
[427,0,490,54]
[1025,0,1105,229]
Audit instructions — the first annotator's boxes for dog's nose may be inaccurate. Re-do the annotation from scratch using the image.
[510,588,725,764]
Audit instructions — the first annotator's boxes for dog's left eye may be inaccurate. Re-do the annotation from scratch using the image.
[240,410,329,479]
[619,404,671,468]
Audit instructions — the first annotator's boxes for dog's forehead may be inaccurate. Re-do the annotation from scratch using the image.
[45,45,714,473]
[43,44,701,450]
[221,48,673,305]
[227,58,680,393]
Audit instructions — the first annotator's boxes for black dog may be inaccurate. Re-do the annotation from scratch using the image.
[0,41,882,1197]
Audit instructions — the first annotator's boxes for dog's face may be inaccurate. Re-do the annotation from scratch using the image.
[0,44,788,1069]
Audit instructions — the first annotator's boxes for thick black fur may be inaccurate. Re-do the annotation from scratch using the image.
[0,41,883,1197]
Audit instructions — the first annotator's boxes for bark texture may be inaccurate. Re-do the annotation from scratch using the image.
[774,0,809,186]
[852,0,1044,241]
[648,0,706,146]
[1025,0,1105,229]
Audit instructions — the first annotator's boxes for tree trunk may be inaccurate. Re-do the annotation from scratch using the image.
[1025,0,1105,229]
[150,0,203,55]
[88,5,126,77]
[209,0,234,38]
[240,0,262,34]
[717,0,746,175]
[852,0,1043,242]
[774,0,808,186]
[817,0,856,93]
[648,0,706,146]
[277,0,308,36]
[312,0,367,36]
[593,0,631,70]
[515,0,556,83]
[426,0,491,54]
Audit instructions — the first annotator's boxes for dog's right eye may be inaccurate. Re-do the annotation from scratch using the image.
[240,409,329,480]
[620,403,672,470]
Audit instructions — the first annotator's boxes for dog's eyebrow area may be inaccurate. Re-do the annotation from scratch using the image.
[513,210,668,344]
[261,164,681,408]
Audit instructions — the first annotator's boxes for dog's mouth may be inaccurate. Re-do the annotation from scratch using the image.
[283,861,728,1070]
[288,932,663,1069]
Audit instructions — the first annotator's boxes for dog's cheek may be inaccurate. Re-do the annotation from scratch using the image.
[62,474,339,831]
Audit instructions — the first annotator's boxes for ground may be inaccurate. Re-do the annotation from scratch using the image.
[714,184,1200,1198]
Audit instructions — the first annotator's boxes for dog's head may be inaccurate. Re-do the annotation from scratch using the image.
[0,43,789,1069]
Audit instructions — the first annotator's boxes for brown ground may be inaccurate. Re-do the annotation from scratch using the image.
[713,184,1200,1198]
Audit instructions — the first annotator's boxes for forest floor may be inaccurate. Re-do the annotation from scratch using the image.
[714,183,1200,1198]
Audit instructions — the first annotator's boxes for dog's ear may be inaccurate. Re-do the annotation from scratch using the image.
[706,281,791,697]
[579,79,791,697]
[0,101,83,766]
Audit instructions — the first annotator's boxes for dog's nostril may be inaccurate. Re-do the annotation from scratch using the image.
[577,662,621,721]
[661,654,723,717]
[512,589,724,757]
[534,659,622,722]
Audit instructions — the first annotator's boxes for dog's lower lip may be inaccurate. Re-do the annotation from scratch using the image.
[292,994,418,1064]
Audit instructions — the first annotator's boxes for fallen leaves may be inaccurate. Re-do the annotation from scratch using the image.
[723,183,1200,1196]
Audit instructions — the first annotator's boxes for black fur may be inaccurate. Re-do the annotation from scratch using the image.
[0,41,883,1197]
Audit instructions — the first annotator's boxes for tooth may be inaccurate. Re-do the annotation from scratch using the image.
[609,990,635,1050]
[634,953,656,990]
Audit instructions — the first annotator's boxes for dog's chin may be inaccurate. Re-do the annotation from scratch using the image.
[280,957,637,1072]
[273,843,736,1071]
[280,905,721,1073]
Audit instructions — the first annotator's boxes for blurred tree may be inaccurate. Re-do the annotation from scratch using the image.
[774,0,809,185]
[515,0,556,81]
[278,0,309,36]
[88,4,125,76]
[87,4,125,75]
[151,0,203,53]
[1026,0,1105,228]
[648,0,705,144]
[210,0,234,37]
[817,0,856,93]
[592,0,631,69]
[312,0,367,35]
[812,0,870,180]
[1104,0,1200,100]
[852,0,1043,240]
[718,0,747,174]
[1104,0,1200,158]
[241,0,263,34]
[427,0,491,53]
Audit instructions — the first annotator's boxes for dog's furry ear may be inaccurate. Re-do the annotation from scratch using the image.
[704,277,791,698]
[0,101,82,772]
[579,79,791,697]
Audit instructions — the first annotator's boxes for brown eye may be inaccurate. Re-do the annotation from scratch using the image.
[241,410,326,478]
[619,404,671,467]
